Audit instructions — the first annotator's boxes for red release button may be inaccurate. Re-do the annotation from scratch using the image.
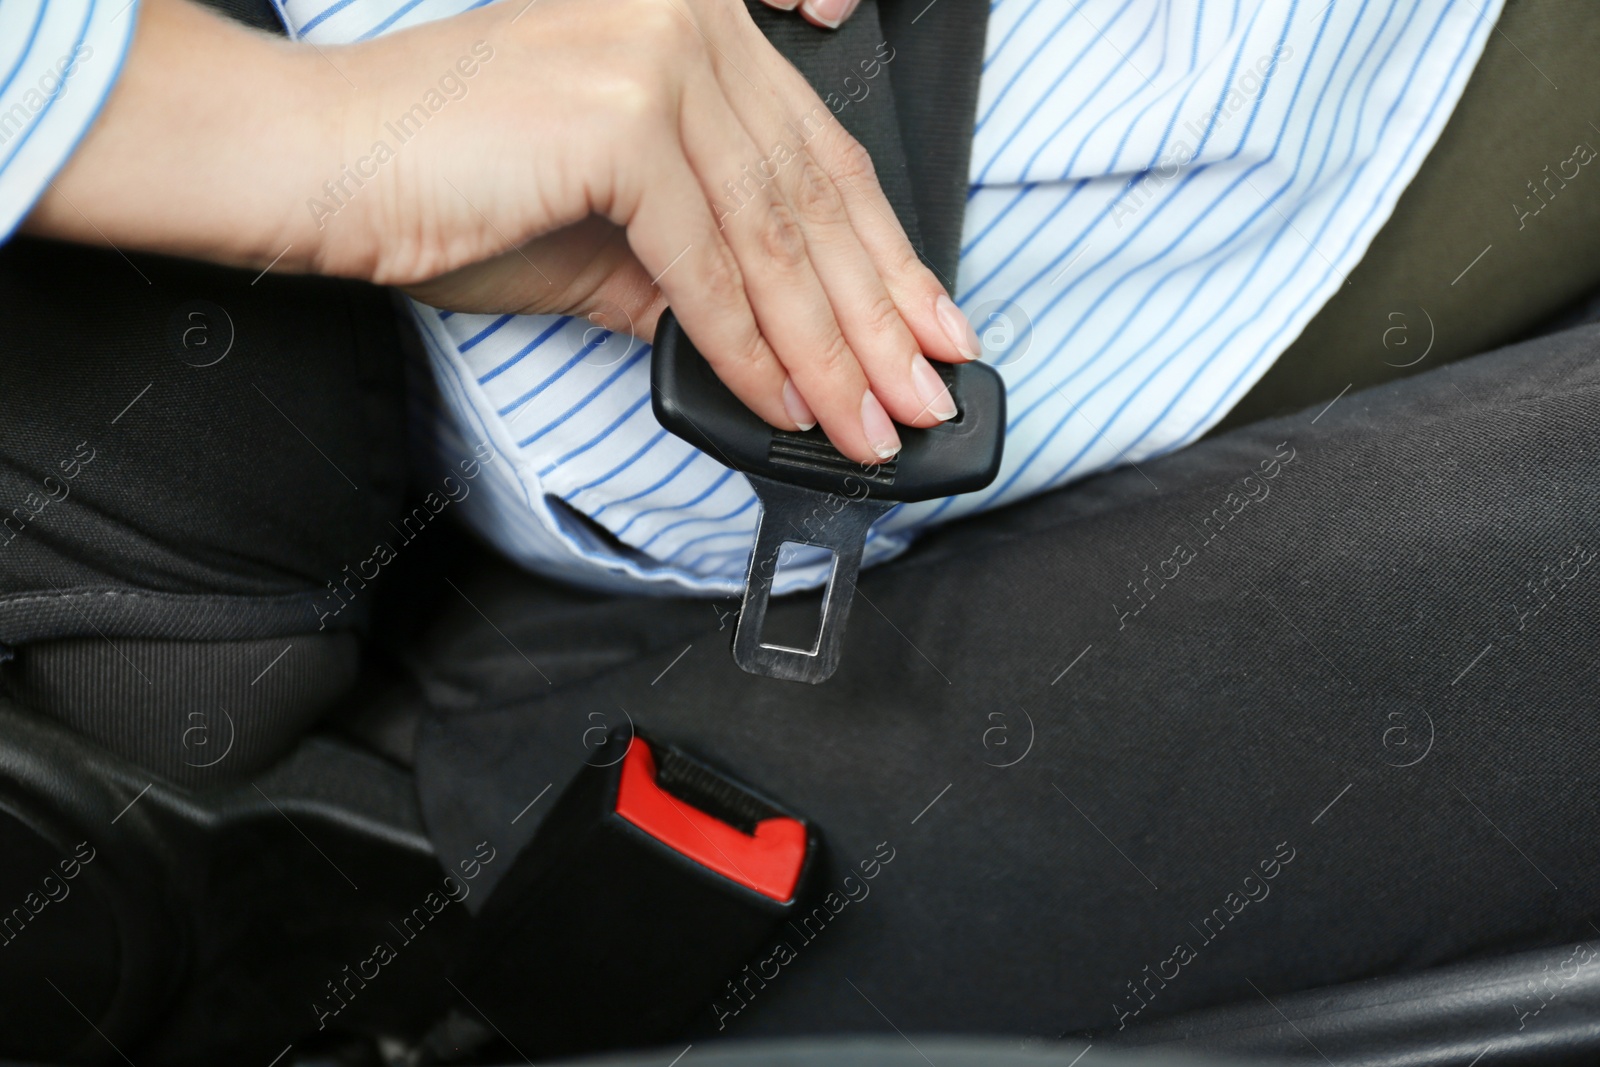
[614,740,806,903]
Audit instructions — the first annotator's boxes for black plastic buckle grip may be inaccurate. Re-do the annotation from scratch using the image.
[451,730,817,1057]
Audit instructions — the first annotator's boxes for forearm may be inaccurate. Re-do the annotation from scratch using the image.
[14,0,976,465]
[22,0,341,274]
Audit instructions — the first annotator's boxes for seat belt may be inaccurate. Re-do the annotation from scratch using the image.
[416,0,991,885]
[877,0,990,286]
[747,0,988,286]
[421,0,989,1053]
[449,729,818,1057]
[415,0,989,871]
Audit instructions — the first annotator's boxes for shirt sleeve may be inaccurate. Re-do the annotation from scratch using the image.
[0,0,141,243]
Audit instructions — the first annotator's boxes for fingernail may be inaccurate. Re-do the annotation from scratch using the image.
[801,0,857,28]
[860,390,901,460]
[782,377,817,431]
[936,294,982,361]
[911,354,958,421]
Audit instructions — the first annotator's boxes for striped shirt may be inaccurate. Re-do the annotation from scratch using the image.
[0,0,138,242]
[3,0,1502,596]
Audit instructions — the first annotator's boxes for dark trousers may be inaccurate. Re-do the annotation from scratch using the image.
[0,0,1598,1042]
[0,237,408,784]
[412,0,1600,1038]
[418,315,1600,1039]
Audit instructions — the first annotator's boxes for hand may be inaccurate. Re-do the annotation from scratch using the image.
[343,0,981,463]
[762,0,864,32]
[29,0,984,465]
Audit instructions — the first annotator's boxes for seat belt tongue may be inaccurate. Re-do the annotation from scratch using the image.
[651,310,1006,683]
[449,730,816,1056]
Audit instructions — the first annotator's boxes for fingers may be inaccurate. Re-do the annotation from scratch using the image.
[808,121,983,365]
[796,0,859,29]
[633,0,979,464]
[782,154,957,429]
[708,22,982,365]
[680,72,898,463]
[754,0,859,29]
[402,215,670,342]
[629,146,799,434]
[700,23,972,429]
[529,218,670,341]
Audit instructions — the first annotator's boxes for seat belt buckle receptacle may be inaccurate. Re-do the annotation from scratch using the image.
[451,730,816,1055]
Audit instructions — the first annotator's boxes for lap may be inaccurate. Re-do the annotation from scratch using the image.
[0,236,407,784]
[416,319,1600,1037]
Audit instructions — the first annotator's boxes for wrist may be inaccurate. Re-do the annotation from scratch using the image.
[307,14,513,287]
[24,0,347,277]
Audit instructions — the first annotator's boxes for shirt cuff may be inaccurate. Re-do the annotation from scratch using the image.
[0,0,141,243]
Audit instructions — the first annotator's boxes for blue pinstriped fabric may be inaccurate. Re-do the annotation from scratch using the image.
[394,0,1500,596]
[0,0,140,242]
[1,0,1503,596]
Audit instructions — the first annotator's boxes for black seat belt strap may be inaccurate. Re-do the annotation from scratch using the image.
[747,0,989,286]
[424,0,991,1053]
[878,0,990,285]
